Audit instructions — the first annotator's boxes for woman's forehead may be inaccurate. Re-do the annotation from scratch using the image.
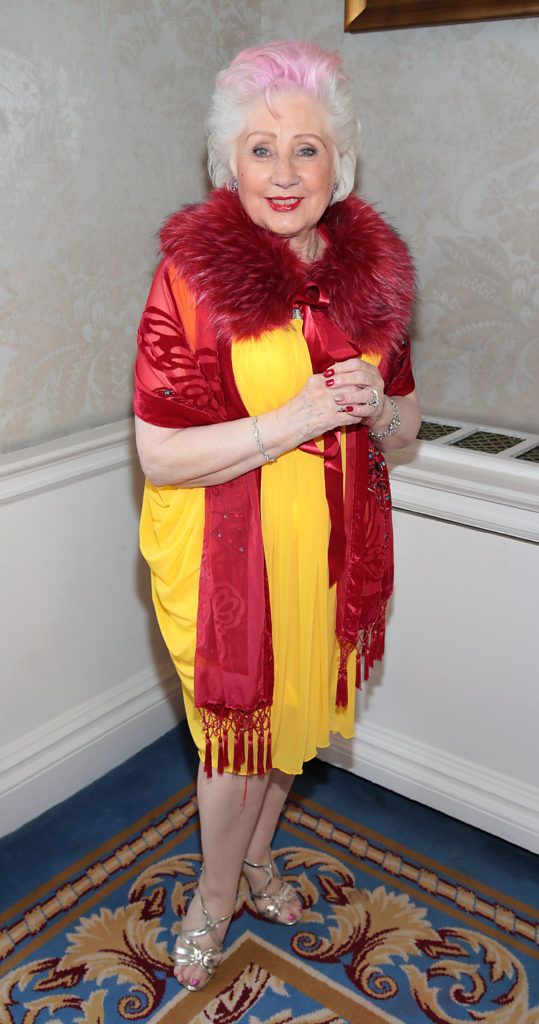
[239,90,330,139]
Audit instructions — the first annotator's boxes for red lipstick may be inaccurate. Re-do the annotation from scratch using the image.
[265,197,303,212]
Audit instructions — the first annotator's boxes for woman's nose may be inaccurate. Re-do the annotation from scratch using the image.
[270,156,299,189]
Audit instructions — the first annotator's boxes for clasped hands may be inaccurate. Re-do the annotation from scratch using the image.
[322,356,387,427]
[286,356,391,446]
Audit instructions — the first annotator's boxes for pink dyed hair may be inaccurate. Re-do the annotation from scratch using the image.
[206,40,360,201]
[218,40,344,107]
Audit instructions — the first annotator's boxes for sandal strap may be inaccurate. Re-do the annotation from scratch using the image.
[197,889,232,933]
[173,886,232,975]
[243,857,297,905]
[173,934,223,974]
[243,857,273,871]
[243,856,275,896]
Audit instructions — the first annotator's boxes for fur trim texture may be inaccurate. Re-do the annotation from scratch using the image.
[160,188,414,356]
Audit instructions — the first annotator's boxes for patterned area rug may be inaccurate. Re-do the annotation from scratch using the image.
[1,780,538,1024]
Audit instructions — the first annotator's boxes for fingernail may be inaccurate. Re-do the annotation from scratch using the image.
[325,379,334,388]
[190,978,200,987]
[346,406,354,412]
[288,913,296,921]
[323,368,334,377]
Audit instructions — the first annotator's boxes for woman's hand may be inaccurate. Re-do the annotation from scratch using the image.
[324,356,387,428]
[281,356,387,444]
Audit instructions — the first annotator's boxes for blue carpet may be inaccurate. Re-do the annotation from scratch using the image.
[1,722,538,1023]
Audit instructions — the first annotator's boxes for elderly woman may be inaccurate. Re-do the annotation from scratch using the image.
[134,40,420,991]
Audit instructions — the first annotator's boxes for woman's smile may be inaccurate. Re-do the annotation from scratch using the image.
[265,196,304,211]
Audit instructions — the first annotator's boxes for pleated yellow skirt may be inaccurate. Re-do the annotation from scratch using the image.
[140,319,357,775]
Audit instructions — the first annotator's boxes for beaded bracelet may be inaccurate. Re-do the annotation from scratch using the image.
[368,397,400,441]
[252,416,277,463]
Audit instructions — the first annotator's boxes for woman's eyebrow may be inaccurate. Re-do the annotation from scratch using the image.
[245,131,326,147]
[293,133,325,145]
[245,131,277,140]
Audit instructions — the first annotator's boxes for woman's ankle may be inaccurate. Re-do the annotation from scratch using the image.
[198,868,239,916]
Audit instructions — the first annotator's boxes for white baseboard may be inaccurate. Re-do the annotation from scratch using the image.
[319,722,539,854]
[0,662,184,838]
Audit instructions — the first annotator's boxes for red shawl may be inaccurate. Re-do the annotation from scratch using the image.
[134,188,415,776]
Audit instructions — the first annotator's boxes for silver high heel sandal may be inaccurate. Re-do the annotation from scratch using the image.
[243,856,302,925]
[173,887,232,992]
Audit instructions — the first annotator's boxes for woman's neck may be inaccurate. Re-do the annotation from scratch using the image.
[287,228,325,264]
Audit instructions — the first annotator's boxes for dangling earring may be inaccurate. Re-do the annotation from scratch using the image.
[332,183,338,195]
[229,177,239,192]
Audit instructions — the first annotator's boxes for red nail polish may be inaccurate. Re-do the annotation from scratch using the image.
[323,368,334,377]
[346,406,354,412]
[325,379,334,388]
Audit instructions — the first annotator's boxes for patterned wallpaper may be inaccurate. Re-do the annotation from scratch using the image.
[0,0,259,453]
[260,2,539,433]
[1,1,538,453]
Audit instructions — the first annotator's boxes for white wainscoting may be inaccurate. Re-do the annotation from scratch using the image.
[0,421,183,837]
[322,441,539,853]
[1,423,538,851]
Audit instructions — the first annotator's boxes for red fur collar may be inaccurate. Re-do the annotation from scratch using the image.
[160,188,414,356]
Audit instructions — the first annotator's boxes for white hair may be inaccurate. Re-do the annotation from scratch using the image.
[205,41,360,203]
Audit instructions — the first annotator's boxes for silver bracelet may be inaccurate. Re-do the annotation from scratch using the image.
[252,416,277,463]
[368,397,400,441]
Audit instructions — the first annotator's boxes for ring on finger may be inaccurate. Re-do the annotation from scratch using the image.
[338,405,348,414]
[367,386,381,409]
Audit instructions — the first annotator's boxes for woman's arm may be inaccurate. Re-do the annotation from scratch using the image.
[135,409,296,487]
[135,373,341,486]
[135,363,420,488]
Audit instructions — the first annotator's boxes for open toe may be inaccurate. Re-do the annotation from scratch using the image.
[243,855,302,925]
[173,886,232,992]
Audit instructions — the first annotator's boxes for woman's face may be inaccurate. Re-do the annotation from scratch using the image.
[232,90,337,246]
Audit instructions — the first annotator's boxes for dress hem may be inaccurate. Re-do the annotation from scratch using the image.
[194,727,357,778]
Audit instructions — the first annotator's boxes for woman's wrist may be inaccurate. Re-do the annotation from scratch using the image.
[368,397,400,441]
[366,395,392,432]
[251,416,277,463]
[254,406,303,461]
[272,398,311,450]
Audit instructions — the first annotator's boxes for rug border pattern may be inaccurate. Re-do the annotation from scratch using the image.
[2,785,538,974]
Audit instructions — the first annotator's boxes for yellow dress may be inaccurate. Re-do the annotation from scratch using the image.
[140,318,360,775]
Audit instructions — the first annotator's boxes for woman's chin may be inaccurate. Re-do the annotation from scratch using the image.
[258,211,318,240]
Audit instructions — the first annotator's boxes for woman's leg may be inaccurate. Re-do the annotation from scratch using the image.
[174,761,271,989]
[242,768,302,922]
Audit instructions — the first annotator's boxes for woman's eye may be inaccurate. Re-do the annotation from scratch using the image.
[253,146,271,157]
[298,146,317,157]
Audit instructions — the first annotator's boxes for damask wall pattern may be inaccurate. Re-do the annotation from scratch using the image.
[261,1,539,433]
[1,1,538,453]
[0,0,259,453]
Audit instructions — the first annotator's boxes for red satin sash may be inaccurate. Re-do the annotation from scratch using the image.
[295,284,359,586]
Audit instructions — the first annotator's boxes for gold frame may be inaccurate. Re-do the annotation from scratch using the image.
[345,0,539,32]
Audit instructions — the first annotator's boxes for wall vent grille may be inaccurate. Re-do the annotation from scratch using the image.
[417,417,539,463]
[516,445,539,464]
[417,422,457,441]
[452,431,524,454]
